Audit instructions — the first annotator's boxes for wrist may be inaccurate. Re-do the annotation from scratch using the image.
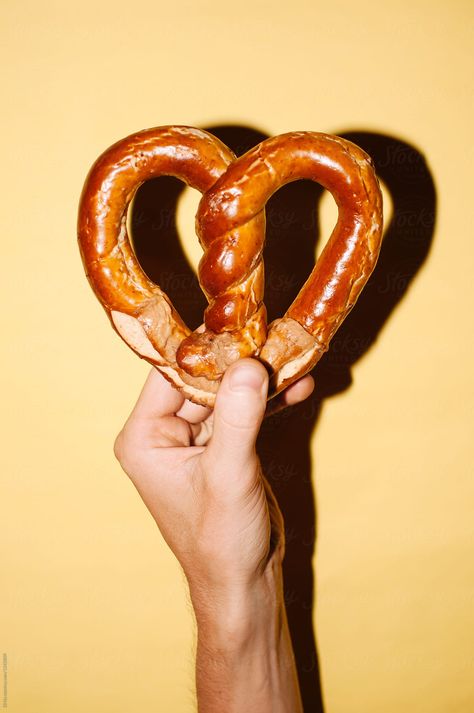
[188,557,284,647]
[188,560,303,713]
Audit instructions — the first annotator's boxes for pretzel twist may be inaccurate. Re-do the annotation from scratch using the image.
[78,126,383,407]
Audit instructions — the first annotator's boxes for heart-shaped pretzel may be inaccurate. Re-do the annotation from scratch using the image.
[78,126,383,407]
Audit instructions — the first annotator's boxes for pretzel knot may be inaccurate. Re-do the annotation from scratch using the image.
[78,126,383,407]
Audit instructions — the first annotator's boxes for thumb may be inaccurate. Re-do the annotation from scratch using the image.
[207,358,268,468]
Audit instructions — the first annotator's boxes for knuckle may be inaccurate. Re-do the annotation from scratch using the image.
[113,431,124,462]
[112,426,137,473]
[218,408,262,434]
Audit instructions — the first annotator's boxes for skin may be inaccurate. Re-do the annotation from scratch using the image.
[113,358,314,712]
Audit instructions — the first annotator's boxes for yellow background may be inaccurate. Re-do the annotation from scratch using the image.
[1,1,473,711]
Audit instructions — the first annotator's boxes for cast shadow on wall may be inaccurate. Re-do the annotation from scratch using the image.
[130,124,436,712]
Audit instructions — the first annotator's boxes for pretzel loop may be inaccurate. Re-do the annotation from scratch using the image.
[78,126,254,405]
[177,132,383,392]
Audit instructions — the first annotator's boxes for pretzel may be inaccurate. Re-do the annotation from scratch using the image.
[78,126,383,407]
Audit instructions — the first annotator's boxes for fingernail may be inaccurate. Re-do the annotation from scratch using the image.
[229,364,266,393]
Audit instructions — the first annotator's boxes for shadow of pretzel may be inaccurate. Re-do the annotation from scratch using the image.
[130,125,437,712]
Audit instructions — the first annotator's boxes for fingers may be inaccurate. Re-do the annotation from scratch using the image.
[176,399,211,424]
[206,358,268,469]
[189,414,214,448]
[116,364,314,463]
[129,367,185,422]
[115,368,187,452]
[116,367,213,453]
[265,374,315,417]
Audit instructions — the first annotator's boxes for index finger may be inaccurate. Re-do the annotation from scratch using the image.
[129,367,186,422]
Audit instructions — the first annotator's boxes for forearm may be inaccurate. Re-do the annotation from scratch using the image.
[188,561,303,713]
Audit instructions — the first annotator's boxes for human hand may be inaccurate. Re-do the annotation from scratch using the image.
[113,359,314,595]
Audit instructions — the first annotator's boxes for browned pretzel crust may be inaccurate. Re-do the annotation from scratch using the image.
[78,126,383,407]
